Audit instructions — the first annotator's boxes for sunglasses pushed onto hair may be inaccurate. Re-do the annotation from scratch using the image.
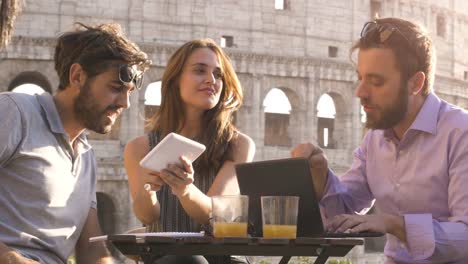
[360,21,411,44]
[117,64,144,90]
[359,21,422,69]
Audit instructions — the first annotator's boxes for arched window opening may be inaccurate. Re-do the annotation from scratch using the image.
[263,88,292,147]
[8,71,53,93]
[370,0,382,20]
[316,94,336,148]
[275,0,288,10]
[11,83,46,95]
[145,81,162,120]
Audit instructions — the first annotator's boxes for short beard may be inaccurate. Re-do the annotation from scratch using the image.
[365,82,408,130]
[74,80,117,134]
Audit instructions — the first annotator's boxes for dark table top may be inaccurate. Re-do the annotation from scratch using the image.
[108,234,364,258]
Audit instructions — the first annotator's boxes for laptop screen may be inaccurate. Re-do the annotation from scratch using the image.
[235,158,325,237]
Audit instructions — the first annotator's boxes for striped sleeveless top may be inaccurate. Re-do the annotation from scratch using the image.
[145,131,247,264]
[146,131,218,232]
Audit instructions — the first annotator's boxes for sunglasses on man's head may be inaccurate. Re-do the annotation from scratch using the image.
[117,64,144,90]
[360,21,411,45]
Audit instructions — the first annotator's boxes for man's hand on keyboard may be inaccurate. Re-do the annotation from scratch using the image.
[326,213,407,242]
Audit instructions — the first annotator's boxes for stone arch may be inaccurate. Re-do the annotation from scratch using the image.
[96,192,117,236]
[138,66,165,101]
[315,79,355,150]
[316,93,336,148]
[261,86,301,147]
[280,87,302,109]
[145,81,162,106]
[8,71,53,93]
[137,67,164,131]
[263,88,291,146]
[143,81,162,132]
[314,91,349,149]
[144,80,161,101]
[11,84,47,95]
[328,92,349,149]
[260,86,303,115]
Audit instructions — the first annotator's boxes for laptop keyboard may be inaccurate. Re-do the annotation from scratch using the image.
[324,231,384,238]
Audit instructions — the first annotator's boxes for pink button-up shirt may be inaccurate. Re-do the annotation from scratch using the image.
[321,93,468,263]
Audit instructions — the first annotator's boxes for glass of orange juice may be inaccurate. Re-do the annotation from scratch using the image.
[211,195,249,238]
[261,196,299,239]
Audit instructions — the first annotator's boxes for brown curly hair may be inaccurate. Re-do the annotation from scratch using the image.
[351,17,436,96]
[54,22,151,90]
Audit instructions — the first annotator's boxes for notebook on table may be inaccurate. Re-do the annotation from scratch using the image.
[89,232,205,242]
[235,157,383,238]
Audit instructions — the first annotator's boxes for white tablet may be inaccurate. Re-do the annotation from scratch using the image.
[139,132,206,172]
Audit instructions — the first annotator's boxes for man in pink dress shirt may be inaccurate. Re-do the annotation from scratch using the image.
[292,17,468,263]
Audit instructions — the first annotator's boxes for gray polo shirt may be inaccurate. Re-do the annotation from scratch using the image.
[0,92,97,264]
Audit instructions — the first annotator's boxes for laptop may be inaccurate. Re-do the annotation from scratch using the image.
[235,157,383,238]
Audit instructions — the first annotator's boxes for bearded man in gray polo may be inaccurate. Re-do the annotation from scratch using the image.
[0,23,150,264]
